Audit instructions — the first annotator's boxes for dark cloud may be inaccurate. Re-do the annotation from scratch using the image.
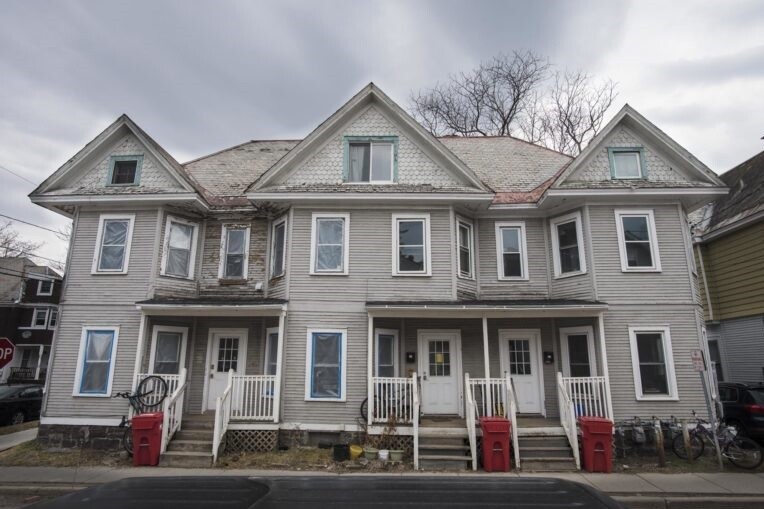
[656,45,764,84]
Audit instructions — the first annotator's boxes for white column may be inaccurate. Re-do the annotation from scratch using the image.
[367,313,374,426]
[482,316,490,378]
[131,313,148,391]
[597,312,615,421]
[273,309,286,423]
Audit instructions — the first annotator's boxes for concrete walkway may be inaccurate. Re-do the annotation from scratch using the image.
[0,428,37,452]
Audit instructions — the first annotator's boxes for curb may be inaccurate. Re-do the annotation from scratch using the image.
[614,495,764,509]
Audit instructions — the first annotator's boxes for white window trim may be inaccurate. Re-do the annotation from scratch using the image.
[374,328,399,377]
[160,215,199,280]
[264,326,279,375]
[218,223,251,279]
[48,308,58,330]
[91,214,135,274]
[495,221,529,281]
[559,326,597,377]
[37,279,53,296]
[270,216,287,278]
[456,217,475,280]
[628,325,678,401]
[614,209,662,272]
[31,308,49,329]
[73,326,120,397]
[347,141,395,184]
[310,213,350,275]
[612,151,643,179]
[148,325,188,375]
[304,328,347,402]
[392,213,431,276]
[550,211,587,279]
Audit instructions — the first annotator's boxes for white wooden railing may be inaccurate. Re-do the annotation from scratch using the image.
[467,375,520,469]
[230,375,278,421]
[561,376,612,421]
[464,374,479,471]
[212,369,234,464]
[504,374,520,469]
[412,372,420,470]
[132,373,181,414]
[160,368,187,453]
[557,372,581,470]
[370,376,415,424]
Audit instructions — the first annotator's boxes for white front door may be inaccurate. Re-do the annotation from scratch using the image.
[499,329,543,414]
[418,330,462,415]
[206,329,248,411]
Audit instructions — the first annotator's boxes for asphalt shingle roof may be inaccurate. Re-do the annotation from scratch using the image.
[708,149,764,229]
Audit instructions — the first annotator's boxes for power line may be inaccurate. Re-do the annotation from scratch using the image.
[0,268,57,282]
[0,165,37,186]
[0,213,62,234]
[0,244,65,266]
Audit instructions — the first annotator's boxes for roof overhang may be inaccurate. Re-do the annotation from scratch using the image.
[31,193,208,216]
[539,187,729,212]
[247,192,494,205]
[695,206,764,244]
[366,302,608,319]
[136,302,287,317]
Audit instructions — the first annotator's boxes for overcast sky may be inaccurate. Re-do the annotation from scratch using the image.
[1,0,763,266]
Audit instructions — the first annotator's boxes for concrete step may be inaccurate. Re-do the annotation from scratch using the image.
[418,428,468,438]
[180,418,215,431]
[174,429,215,441]
[419,444,470,452]
[520,458,578,472]
[159,450,213,468]
[520,447,573,459]
[419,454,472,471]
[418,436,468,446]
[516,426,566,437]
[166,440,212,453]
[517,436,570,449]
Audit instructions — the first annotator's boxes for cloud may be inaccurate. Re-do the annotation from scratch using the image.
[656,45,764,84]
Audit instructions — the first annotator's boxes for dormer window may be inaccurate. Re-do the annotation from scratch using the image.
[343,136,397,183]
[608,147,646,179]
[107,155,143,186]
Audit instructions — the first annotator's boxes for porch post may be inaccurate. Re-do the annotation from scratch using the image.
[367,313,374,426]
[131,313,148,391]
[482,316,490,378]
[597,312,615,421]
[273,308,286,423]
[35,345,44,380]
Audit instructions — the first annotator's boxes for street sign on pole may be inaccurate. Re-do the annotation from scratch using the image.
[0,338,15,369]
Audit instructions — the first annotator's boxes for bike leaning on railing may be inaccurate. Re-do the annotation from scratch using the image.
[672,410,763,469]
[113,375,169,456]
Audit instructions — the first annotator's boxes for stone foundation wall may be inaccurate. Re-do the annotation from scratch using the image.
[37,424,125,451]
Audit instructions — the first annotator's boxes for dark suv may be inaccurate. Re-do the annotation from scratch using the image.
[718,382,764,441]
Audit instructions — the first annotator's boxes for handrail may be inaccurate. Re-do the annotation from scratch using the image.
[412,371,420,470]
[504,374,520,470]
[160,368,187,454]
[370,376,415,424]
[212,369,234,464]
[557,372,581,469]
[464,374,478,471]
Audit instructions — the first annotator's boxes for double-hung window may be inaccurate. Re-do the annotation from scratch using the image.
[608,147,646,179]
[305,329,346,401]
[392,214,431,276]
[344,137,397,183]
[161,216,199,279]
[219,224,250,279]
[615,210,661,272]
[92,214,135,274]
[107,155,143,186]
[495,222,528,280]
[375,329,399,377]
[629,326,677,400]
[310,213,349,275]
[31,308,48,328]
[264,327,279,376]
[74,326,119,396]
[550,211,586,277]
[48,308,58,329]
[457,218,474,279]
[560,326,596,377]
[270,217,287,278]
[149,326,187,375]
[37,279,53,296]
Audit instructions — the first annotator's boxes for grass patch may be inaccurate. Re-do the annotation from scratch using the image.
[0,440,130,468]
[0,421,38,437]
[218,446,412,473]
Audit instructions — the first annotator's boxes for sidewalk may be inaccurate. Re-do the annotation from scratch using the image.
[0,428,37,452]
[1,466,763,508]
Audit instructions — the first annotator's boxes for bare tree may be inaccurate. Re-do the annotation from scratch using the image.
[0,220,43,258]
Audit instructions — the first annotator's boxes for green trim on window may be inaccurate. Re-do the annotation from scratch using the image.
[106,155,144,186]
[342,136,399,183]
[607,147,647,180]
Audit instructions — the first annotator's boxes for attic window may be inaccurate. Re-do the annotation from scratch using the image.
[343,136,397,183]
[608,147,646,179]
[108,155,143,186]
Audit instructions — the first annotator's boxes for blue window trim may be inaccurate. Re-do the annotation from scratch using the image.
[310,331,343,400]
[106,155,144,186]
[79,329,115,395]
[342,136,399,183]
[608,147,647,180]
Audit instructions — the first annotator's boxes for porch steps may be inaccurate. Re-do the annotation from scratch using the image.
[159,414,214,468]
[517,434,577,472]
[418,418,471,471]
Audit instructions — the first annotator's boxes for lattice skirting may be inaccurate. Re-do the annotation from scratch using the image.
[367,435,414,457]
[225,430,279,453]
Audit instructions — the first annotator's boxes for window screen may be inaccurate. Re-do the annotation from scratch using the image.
[80,330,115,394]
[310,332,342,398]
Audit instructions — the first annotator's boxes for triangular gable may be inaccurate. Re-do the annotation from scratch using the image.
[249,83,491,192]
[553,104,725,188]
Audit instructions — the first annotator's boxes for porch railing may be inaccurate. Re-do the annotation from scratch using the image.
[412,372,420,470]
[467,375,519,469]
[370,376,415,424]
[132,373,182,416]
[230,375,278,421]
[212,369,234,464]
[557,372,581,469]
[160,368,187,454]
[463,374,478,471]
[561,375,612,421]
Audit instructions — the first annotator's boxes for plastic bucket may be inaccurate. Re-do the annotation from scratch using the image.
[349,444,363,460]
[333,444,349,461]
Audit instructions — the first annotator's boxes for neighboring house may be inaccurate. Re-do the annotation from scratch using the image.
[693,149,764,385]
[0,257,62,384]
[29,83,727,469]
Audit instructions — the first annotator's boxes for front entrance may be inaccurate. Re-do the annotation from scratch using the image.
[205,328,248,411]
[498,329,544,414]
[418,330,462,415]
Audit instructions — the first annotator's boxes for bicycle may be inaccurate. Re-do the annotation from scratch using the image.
[113,375,168,455]
[360,385,413,423]
[672,410,763,469]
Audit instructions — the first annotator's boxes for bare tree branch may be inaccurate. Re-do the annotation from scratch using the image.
[0,220,44,258]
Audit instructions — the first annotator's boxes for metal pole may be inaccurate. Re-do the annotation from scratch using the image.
[700,372,724,470]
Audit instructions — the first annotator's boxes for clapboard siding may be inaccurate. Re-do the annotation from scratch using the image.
[477,217,550,299]
[287,208,454,303]
[717,315,764,384]
[589,205,694,303]
[153,210,202,299]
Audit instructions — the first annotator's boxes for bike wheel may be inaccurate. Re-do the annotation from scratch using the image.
[360,398,368,421]
[672,432,704,460]
[725,437,764,469]
[136,375,168,408]
[123,426,133,456]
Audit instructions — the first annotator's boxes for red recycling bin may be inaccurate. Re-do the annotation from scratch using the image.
[480,416,511,472]
[578,416,613,473]
[132,412,163,466]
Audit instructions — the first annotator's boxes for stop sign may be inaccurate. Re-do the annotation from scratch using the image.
[0,338,15,369]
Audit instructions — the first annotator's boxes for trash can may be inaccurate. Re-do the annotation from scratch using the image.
[480,416,511,472]
[132,412,163,466]
[578,416,613,473]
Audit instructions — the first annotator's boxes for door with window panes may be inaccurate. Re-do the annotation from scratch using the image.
[207,331,247,410]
